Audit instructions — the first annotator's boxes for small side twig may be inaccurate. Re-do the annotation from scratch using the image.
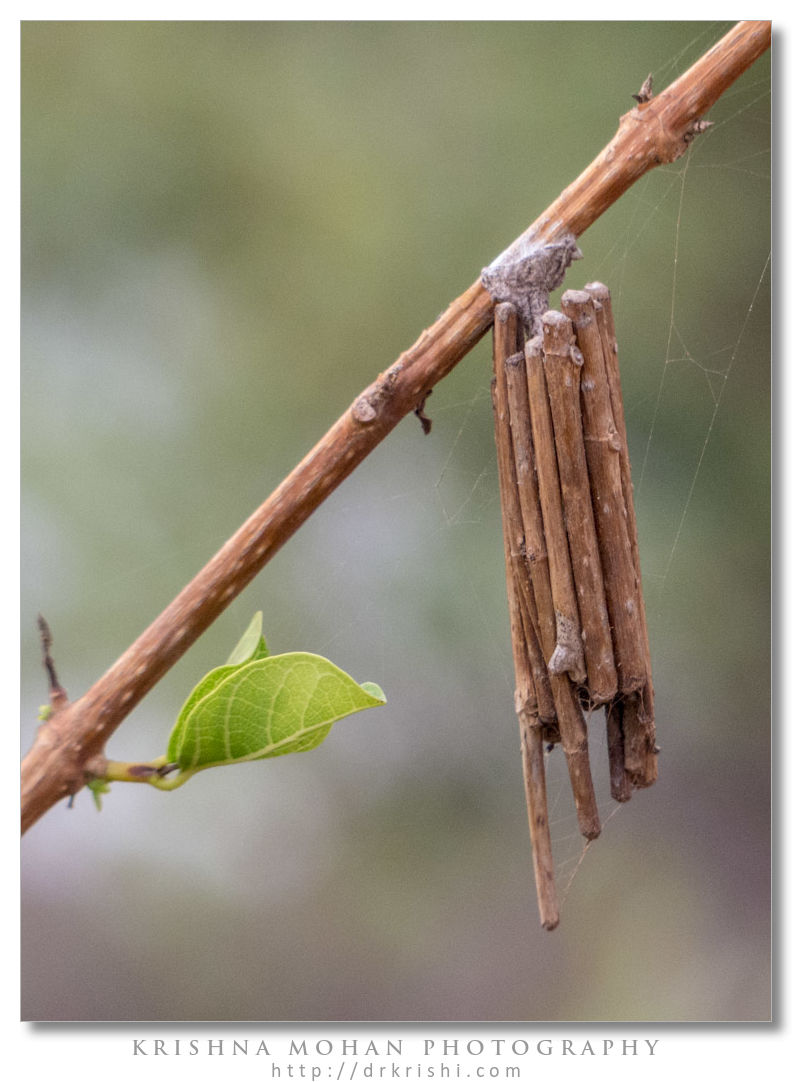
[632,73,654,105]
[37,615,68,713]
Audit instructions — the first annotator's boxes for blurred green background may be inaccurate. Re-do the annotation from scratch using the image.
[21,21,770,1021]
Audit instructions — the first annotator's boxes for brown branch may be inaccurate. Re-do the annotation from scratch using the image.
[21,20,770,833]
[506,20,770,248]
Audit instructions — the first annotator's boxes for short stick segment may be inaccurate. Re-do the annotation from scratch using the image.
[523,338,594,693]
[621,692,659,789]
[540,312,618,705]
[518,702,560,931]
[586,287,656,667]
[605,700,632,803]
[504,353,586,685]
[493,309,556,726]
[561,289,646,693]
[492,304,559,927]
[583,282,657,788]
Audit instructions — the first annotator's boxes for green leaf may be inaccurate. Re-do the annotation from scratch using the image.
[166,651,386,778]
[225,611,269,666]
[165,613,271,761]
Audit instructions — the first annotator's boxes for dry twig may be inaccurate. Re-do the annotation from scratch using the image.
[541,312,617,705]
[492,304,559,929]
[561,289,646,693]
[585,281,657,764]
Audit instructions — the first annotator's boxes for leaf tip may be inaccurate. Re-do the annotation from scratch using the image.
[360,681,386,704]
[225,611,269,666]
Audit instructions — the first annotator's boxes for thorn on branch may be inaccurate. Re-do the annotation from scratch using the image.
[414,391,433,435]
[632,73,654,104]
[37,614,68,712]
[684,118,714,143]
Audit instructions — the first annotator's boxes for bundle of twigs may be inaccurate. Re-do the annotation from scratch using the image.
[492,283,657,929]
